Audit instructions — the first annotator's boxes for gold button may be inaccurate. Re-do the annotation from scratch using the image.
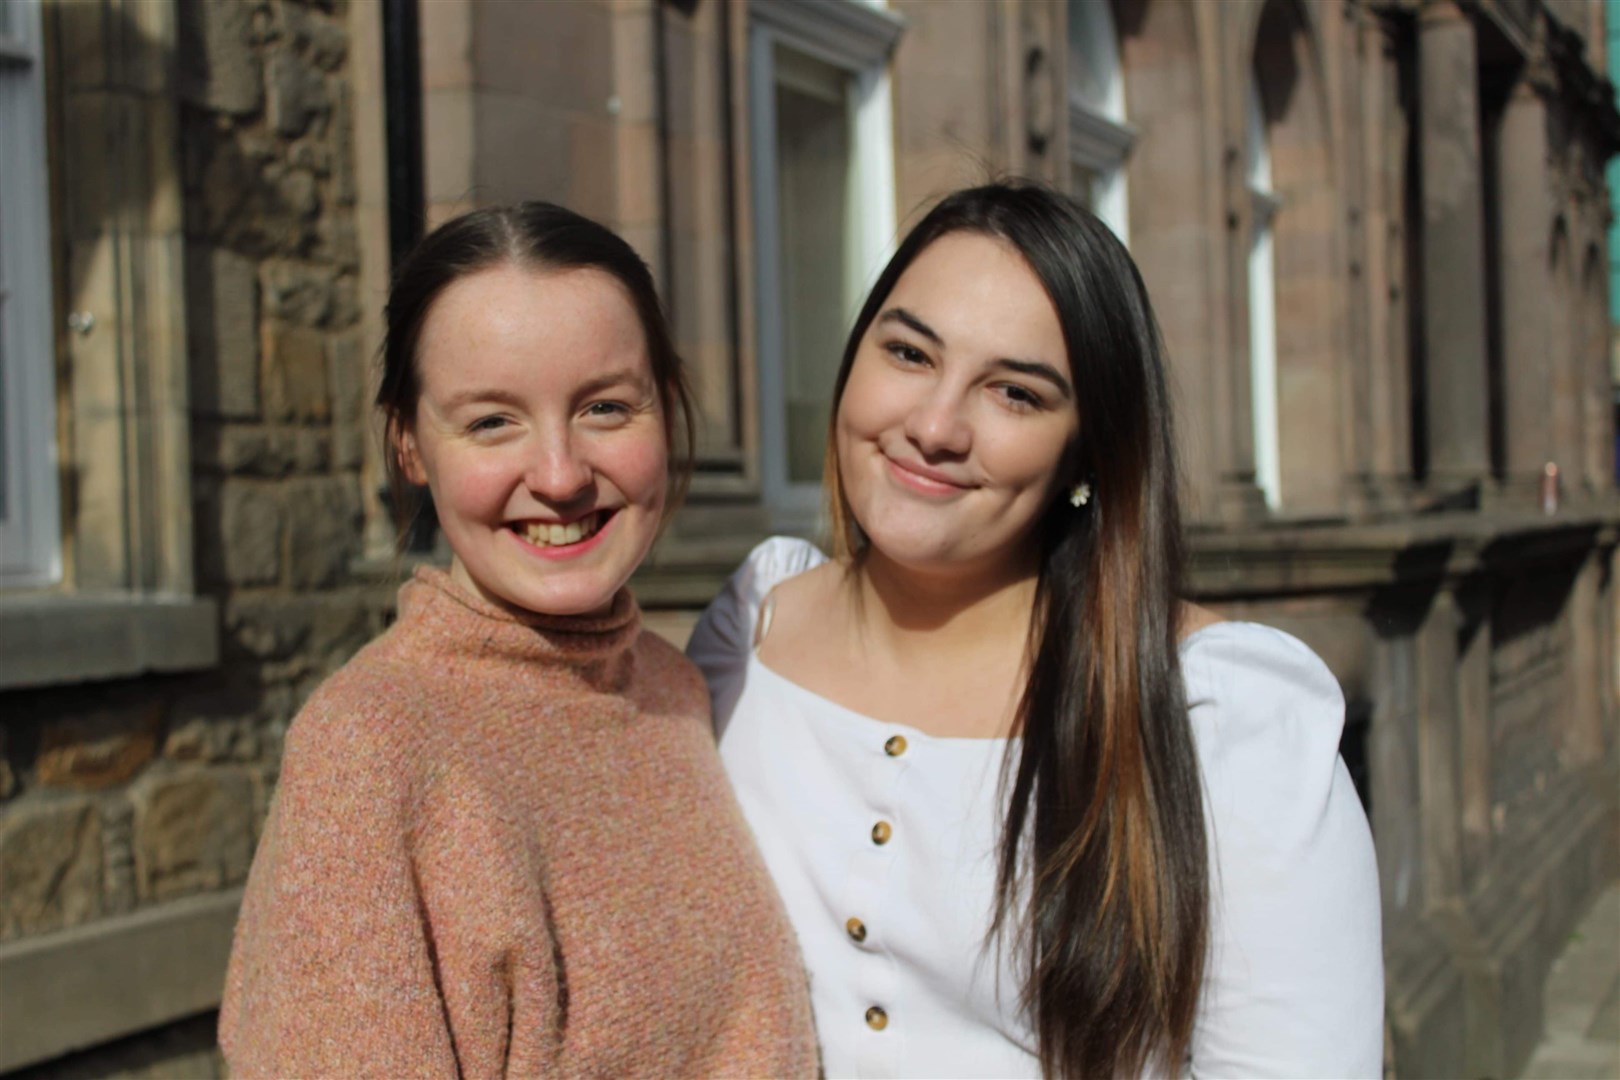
[884,735,907,757]
[846,917,867,943]
[871,820,892,845]
[865,1005,888,1031]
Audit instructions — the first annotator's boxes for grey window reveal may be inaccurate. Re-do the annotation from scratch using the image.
[0,0,61,586]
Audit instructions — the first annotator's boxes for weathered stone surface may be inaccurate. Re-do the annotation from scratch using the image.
[288,138,333,176]
[319,214,360,269]
[131,770,255,902]
[0,799,103,939]
[327,332,366,419]
[294,429,332,471]
[223,596,313,661]
[37,705,161,791]
[262,321,330,421]
[332,274,360,327]
[101,799,135,915]
[261,260,337,325]
[198,426,333,475]
[186,245,260,420]
[0,728,13,801]
[332,80,357,206]
[164,717,260,765]
[279,167,322,222]
[284,479,362,588]
[333,427,365,470]
[266,52,330,138]
[217,482,284,586]
[180,0,263,115]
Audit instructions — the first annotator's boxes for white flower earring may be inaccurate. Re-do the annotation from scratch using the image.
[1069,481,1092,508]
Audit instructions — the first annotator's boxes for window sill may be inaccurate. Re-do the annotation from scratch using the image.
[0,593,219,692]
[0,889,240,1072]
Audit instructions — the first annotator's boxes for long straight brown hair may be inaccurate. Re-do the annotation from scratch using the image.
[824,182,1208,1077]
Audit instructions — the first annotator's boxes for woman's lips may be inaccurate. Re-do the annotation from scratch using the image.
[884,454,972,496]
[508,509,616,560]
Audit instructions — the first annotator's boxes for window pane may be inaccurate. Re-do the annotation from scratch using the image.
[773,45,852,484]
[1068,0,1122,119]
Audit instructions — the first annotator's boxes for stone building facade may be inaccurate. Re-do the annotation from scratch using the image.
[0,0,1614,1076]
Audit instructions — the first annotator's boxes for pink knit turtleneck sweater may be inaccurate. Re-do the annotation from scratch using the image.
[220,567,819,1078]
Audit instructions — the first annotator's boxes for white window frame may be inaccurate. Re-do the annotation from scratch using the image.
[749,0,902,528]
[1246,76,1282,510]
[0,0,61,587]
[1068,0,1133,243]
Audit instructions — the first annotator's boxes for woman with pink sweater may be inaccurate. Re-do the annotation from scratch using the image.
[219,203,818,1078]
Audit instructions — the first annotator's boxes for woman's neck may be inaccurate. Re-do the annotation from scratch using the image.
[850,546,1040,666]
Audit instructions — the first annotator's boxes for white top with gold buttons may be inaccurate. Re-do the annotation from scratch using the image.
[688,537,1384,1079]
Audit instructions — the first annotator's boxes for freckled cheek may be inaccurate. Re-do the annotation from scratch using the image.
[599,434,670,512]
[425,449,525,525]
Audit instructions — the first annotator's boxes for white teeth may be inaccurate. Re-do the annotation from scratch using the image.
[521,512,601,547]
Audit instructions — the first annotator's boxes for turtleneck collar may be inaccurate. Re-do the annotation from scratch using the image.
[397,565,642,672]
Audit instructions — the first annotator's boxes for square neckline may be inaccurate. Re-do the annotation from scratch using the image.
[747,572,1249,746]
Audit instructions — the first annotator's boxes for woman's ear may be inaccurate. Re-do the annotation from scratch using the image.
[393,418,428,486]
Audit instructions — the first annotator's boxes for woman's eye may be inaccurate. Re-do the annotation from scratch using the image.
[584,400,631,420]
[885,342,929,366]
[468,415,509,433]
[997,384,1045,411]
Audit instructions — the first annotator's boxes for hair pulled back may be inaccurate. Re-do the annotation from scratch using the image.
[376,202,695,541]
[824,181,1208,1078]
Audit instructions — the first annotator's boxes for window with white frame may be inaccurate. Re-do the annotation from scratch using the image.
[0,0,61,586]
[1068,0,1132,242]
[1246,75,1281,510]
[749,0,901,523]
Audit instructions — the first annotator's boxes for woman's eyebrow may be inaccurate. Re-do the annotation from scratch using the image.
[877,307,945,347]
[993,358,1073,400]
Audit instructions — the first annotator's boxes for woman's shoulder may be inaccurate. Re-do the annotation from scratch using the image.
[1180,621,1344,723]
[687,537,829,658]
[280,639,436,787]
[1178,621,1347,794]
[730,535,830,608]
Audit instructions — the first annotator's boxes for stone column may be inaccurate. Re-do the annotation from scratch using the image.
[1357,18,1415,509]
[1495,78,1556,498]
[1416,585,1465,906]
[1418,3,1490,491]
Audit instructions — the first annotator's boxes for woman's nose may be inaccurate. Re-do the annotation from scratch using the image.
[903,388,972,457]
[523,436,593,503]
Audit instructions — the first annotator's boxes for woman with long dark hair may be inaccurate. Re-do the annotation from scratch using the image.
[688,182,1382,1077]
[221,202,817,1077]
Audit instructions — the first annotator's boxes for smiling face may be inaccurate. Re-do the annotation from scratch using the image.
[834,231,1080,579]
[397,264,668,617]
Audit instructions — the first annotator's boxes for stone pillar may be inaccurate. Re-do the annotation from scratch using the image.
[1416,584,1465,906]
[1495,78,1556,497]
[1357,18,1415,509]
[1418,3,1490,491]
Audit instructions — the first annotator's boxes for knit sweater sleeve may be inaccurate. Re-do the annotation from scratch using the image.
[221,680,496,1078]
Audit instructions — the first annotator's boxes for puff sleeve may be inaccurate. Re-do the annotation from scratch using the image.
[1181,624,1384,1079]
[686,536,827,736]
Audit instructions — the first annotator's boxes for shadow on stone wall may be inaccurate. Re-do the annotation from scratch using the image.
[1,4,379,1072]
[7,1014,220,1080]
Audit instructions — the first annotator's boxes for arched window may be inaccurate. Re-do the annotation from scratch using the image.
[1246,75,1281,509]
[1068,0,1131,241]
